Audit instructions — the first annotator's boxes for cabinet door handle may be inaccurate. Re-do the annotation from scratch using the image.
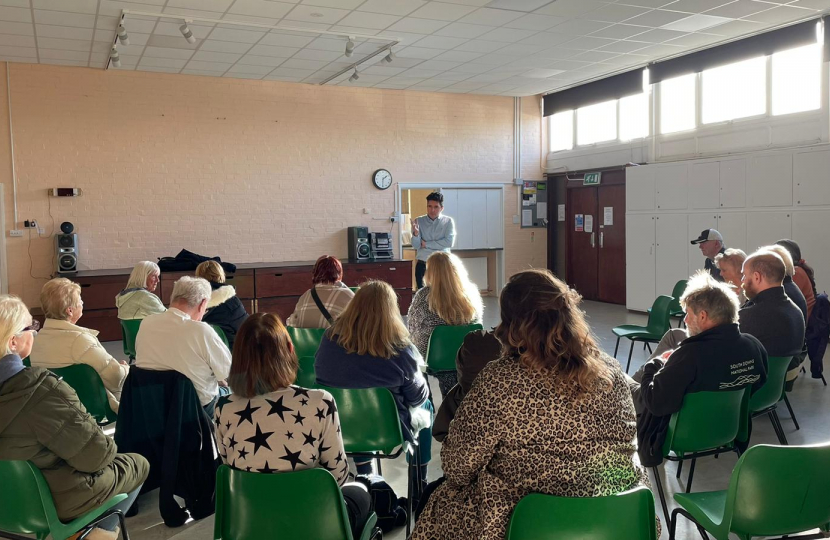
[600,232,604,248]
[274,273,283,277]
[590,232,595,248]
[389,267,396,271]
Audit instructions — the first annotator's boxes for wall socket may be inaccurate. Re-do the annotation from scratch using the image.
[9,230,23,237]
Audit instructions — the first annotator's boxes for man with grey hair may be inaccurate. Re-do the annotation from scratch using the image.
[715,248,748,305]
[634,271,767,467]
[136,276,231,417]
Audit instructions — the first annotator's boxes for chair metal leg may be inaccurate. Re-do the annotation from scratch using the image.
[614,336,620,358]
[405,453,413,537]
[783,393,800,430]
[821,374,827,386]
[651,467,670,526]
[645,342,653,354]
[669,508,679,540]
[770,410,788,445]
[626,340,635,374]
[675,460,683,479]
[376,457,382,475]
[117,510,129,540]
[685,459,696,493]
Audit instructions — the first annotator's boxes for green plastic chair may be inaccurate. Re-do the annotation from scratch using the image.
[0,460,129,540]
[295,356,318,388]
[120,319,142,361]
[49,364,117,426]
[211,325,230,348]
[22,356,30,367]
[651,389,749,525]
[214,465,380,540]
[286,327,327,359]
[506,486,658,540]
[349,286,358,293]
[649,280,688,328]
[425,323,483,374]
[670,443,830,540]
[749,356,793,445]
[613,295,673,374]
[317,385,420,536]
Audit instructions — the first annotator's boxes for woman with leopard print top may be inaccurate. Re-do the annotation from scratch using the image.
[411,270,652,540]
[407,252,482,398]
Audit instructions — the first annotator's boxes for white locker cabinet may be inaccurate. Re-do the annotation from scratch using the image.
[627,166,656,211]
[626,214,657,311]
[469,190,488,248]
[794,150,830,207]
[655,214,689,297]
[719,159,747,208]
[793,211,830,293]
[485,189,504,248]
[717,213,747,253]
[688,213,719,277]
[745,212,792,253]
[747,154,793,208]
[656,164,689,210]
[689,162,720,209]
[441,188,504,250]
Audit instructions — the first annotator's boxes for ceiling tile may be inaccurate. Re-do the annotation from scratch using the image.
[357,0,426,16]
[39,48,88,60]
[668,0,734,13]
[155,22,213,40]
[269,66,316,76]
[744,5,813,24]
[705,0,769,19]
[548,19,612,36]
[661,13,733,31]
[281,57,329,69]
[284,4,350,24]
[520,32,575,47]
[468,53,516,65]
[248,44,300,57]
[259,33,315,48]
[328,25,381,36]
[121,19,156,34]
[573,49,622,62]
[208,28,267,43]
[624,9,691,27]
[583,4,651,23]
[487,0,553,11]
[0,20,32,35]
[182,69,229,76]
[228,0,295,19]
[186,60,234,71]
[362,65,408,75]
[0,34,35,46]
[222,14,281,26]
[477,27,537,43]
[408,2,478,21]
[396,45,443,58]
[633,42,685,56]
[459,7,525,25]
[302,0,364,9]
[789,0,830,9]
[599,53,646,65]
[414,35,467,49]
[590,23,650,39]
[596,39,650,52]
[705,19,762,36]
[496,42,547,55]
[222,72,266,79]
[307,37,348,51]
[0,45,36,57]
[38,37,91,50]
[415,58,461,70]
[36,25,92,40]
[433,22,494,38]
[432,49,481,61]
[143,46,195,59]
[402,67,444,77]
[430,70,472,79]
[533,47,584,59]
[453,39,506,53]
[386,17,449,34]
[198,40,254,54]
[617,0,678,6]
[631,28,688,42]
[192,50,243,63]
[503,13,567,31]
[292,47,341,61]
[337,11,402,29]
[226,63,273,74]
[33,0,97,14]
[664,31,721,46]
[145,35,196,49]
[523,67,565,78]
[167,0,233,12]
[0,0,32,8]
[378,31,425,45]
[237,54,286,66]
[562,35,617,49]
[139,56,189,69]
[0,6,29,23]
[534,0,607,17]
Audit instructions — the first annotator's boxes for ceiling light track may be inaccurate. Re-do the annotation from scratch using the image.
[318,45,395,86]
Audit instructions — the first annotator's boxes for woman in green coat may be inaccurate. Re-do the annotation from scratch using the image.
[0,295,149,530]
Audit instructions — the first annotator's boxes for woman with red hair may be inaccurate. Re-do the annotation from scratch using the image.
[287,255,355,328]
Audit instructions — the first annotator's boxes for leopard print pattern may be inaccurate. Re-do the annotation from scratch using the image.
[411,352,653,540]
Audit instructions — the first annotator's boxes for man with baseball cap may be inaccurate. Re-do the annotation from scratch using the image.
[691,229,725,282]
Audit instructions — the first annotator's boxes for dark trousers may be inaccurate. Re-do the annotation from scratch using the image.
[342,483,373,537]
[415,260,427,290]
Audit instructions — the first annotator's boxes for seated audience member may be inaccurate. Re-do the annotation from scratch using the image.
[714,248,748,305]
[31,278,128,413]
[407,251,483,398]
[412,270,649,540]
[634,271,767,467]
[215,313,371,537]
[739,250,805,359]
[776,239,817,321]
[433,328,501,443]
[195,261,249,349]
[763,245,808,324]
[116,261,165,320]
[286,255,354,328]
[136,276,231,418]
[0,295,149,534]
[315,280,433,484]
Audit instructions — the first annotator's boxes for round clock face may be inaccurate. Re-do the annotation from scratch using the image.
[373,169,392,190]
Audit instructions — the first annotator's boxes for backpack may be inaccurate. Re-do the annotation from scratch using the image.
[806,292,829,378]
[355,474,408,532]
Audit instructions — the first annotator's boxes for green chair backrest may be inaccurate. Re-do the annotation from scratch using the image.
[0,460,127,540]
[287,327,327,359]
[749,356,792,413]
[662,389,747,457]
[669,280,688,314]
[506,486,658,540]
[49,364,117,425]
[646,296,674,336]
[317,385,404,455]
[214,465,355,540]
[120,318,142,359]
[212,325,230,348]
[425,323,483,373]
[22,356,30,367]
[295,356,318,388]
[726,443,830,537]
[349,287,358,293]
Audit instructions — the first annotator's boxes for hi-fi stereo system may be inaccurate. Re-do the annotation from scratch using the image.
[56,221,79,274]
[347,227,393,262]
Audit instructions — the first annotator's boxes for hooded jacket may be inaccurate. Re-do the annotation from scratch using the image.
[115,288,166,320]
[0,361,148,520]
[202,283,248,350]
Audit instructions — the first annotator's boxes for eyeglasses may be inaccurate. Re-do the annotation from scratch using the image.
[19,319,40,336]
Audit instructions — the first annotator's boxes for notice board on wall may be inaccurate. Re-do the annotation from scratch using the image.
[521,180,548,229]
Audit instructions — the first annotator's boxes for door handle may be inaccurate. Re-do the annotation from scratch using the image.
[600,232,604,249]
[590,232,595,248]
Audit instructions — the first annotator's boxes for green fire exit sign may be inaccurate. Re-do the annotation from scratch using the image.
[583,172,602,185]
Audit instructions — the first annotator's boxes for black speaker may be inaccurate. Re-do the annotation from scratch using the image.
[347,226,371,262]
[56,232,79,274]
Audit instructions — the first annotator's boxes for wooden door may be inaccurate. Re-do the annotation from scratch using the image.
[597,184,626,304]
[567,187,599,300]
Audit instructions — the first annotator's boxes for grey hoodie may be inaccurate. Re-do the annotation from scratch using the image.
[115,288,166,320]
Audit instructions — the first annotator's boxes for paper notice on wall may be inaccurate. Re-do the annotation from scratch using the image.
[585,215,594,233]
[536,202,547,219]
[604,206,614,226]
[558,204,565,222]
[522,209,533,226]
[575,214,584,232]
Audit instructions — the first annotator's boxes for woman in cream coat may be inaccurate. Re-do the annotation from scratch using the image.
[30,278,128,412]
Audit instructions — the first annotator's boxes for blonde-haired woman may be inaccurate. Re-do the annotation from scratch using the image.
[116,261,165,320]
[411,270,650,540]
[315,281,433,485]
[0,295,149,533]
[32,278,128,412]
[407,251,483,397]
[195,261,248,349]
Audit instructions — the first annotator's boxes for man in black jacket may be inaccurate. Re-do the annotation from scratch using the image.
[635,271,767,467]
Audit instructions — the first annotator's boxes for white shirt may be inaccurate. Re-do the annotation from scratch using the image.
[135,307,232,406]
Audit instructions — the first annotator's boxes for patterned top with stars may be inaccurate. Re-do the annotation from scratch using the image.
[214,385,349,484]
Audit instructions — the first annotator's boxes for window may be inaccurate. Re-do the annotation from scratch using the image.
[772,43,821,116]
[549,110,573,152]
[660,73,696,134]
[702,56,766,124]
[577,100,616,145]
[619,93,648,141]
